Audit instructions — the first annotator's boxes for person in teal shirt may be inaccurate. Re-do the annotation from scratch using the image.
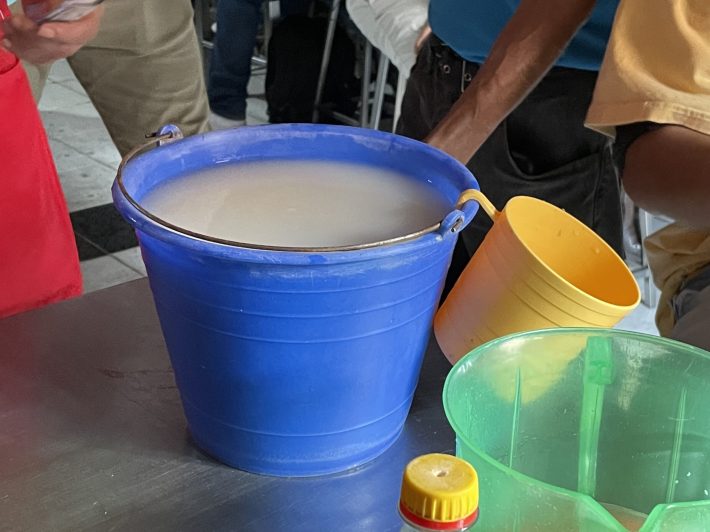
[397,0,623,293]
[429,0,617,71]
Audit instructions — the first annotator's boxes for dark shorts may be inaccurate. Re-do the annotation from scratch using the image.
[613,122,663,176]
[397,35,625,292]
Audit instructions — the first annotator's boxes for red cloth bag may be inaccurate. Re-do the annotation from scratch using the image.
[0,2,82,318]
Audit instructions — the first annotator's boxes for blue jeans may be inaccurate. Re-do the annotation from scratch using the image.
[208,0,311,120]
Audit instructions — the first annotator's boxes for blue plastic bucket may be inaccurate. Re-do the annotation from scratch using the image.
[112,124,479,476]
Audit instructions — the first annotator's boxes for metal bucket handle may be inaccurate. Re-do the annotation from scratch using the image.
[116,125,487,252]
[116,124,184,224]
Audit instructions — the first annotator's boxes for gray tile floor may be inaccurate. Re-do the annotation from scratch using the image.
[615,301,658,335]
[39,61,660,336]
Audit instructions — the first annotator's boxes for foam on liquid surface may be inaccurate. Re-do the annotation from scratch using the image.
[141,160,451,248]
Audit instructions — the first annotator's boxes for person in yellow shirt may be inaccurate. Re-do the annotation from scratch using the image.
[586,0,710,350]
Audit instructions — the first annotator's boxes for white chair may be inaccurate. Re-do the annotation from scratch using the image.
[345,0,428,130]
[314,0,428,129]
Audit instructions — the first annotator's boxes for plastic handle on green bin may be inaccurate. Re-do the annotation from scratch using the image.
[665,386,688,504]
[578,336,615,497]
[508,367,523,469]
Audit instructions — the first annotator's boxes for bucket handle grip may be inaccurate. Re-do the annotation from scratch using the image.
[439,210,466,236]
[455,189,499,220]
[117,125,184,183]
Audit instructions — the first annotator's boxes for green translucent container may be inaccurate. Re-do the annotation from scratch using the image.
[443,328,710,531]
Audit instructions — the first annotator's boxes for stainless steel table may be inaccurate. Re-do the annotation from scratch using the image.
[0,279,455,531]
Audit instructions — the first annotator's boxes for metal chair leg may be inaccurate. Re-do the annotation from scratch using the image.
[393,70,407,132]
[639,209,659,308]
[193,0,214,51]
[312,0,342,123]
[370,52,389,130]
[360,40,372,127]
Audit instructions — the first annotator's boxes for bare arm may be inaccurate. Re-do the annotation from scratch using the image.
[426,0,597,163]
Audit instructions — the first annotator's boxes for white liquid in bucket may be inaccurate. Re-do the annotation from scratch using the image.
[141,160,451,248]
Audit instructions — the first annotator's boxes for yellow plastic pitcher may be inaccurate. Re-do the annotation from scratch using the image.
[434,190,640,364]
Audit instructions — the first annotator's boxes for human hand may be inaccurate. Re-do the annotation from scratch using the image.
[0,6,103,64]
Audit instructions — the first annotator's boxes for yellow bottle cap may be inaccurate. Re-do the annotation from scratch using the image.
[399,453,479,530]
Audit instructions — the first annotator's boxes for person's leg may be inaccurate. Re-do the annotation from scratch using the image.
[462,65,623,258]
[208,0,264,123]
[396,36,441,141]
[669,264,710,351]
[67,0,210,156]
[615,124,710,350]
[624,125,710,228]
[281,0,312,17]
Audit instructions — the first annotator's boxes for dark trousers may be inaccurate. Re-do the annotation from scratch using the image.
[398,35,624,292]
[208,0,311,120]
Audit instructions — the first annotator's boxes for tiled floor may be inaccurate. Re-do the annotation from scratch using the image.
[39,60,660,336]
[615,301,658,335]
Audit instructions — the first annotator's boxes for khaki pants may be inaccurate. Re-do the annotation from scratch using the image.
[17,0,210,156]
[645,223,710,351]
